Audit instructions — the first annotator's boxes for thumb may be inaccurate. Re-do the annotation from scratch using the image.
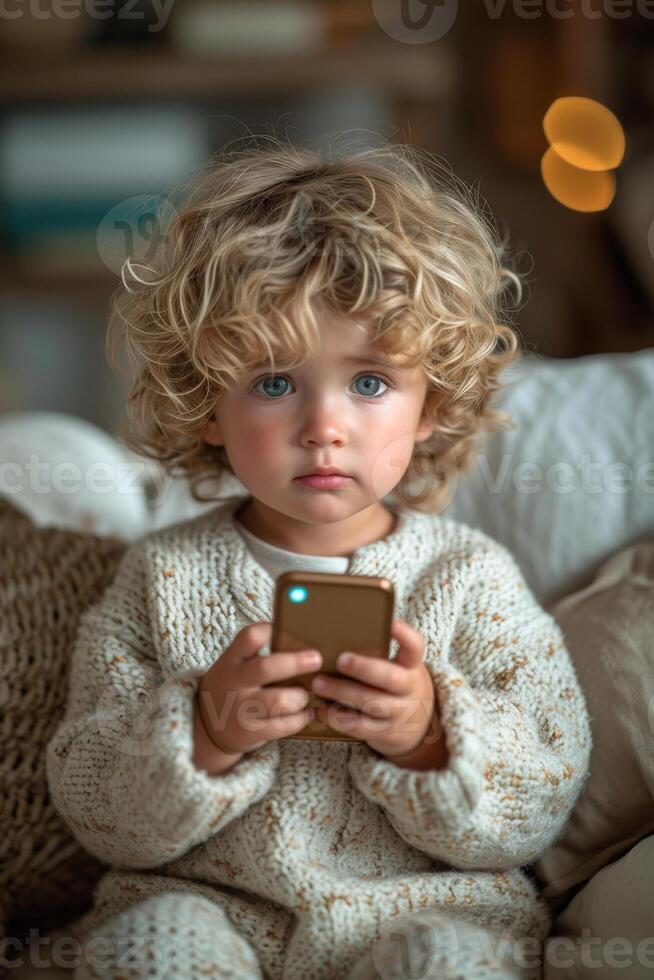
[389,618,424,670]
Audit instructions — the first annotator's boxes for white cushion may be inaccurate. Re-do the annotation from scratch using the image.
[443,348,654,608]
[0,412,150,540]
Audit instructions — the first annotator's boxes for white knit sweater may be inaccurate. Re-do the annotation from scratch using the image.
[46,496,592,979]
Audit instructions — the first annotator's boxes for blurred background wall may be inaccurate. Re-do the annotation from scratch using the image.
[0,0,653,436]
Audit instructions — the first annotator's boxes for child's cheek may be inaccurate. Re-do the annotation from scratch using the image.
[245,420,284,457]
[233,418,287,478]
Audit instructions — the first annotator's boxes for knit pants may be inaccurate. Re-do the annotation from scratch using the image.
[72,888,540,980]
[73,890,263,979]
[345,909,541,980]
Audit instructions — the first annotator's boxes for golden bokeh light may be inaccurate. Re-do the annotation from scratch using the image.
[543,96,625,172]
[541,146,617,213]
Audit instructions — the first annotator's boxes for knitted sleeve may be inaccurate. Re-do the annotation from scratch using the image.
[347,544,592,871]
[46,542,280,871]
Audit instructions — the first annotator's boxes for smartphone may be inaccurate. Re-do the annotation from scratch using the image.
[267,570,395,742]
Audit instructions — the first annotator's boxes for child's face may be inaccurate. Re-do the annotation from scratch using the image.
[203,303,434,535]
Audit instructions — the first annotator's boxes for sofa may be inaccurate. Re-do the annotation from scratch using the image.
[1,346,653,979]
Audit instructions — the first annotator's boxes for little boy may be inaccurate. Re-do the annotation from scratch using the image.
[47,137,591,980]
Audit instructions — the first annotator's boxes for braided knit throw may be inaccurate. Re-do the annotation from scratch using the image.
[0,499,126,948]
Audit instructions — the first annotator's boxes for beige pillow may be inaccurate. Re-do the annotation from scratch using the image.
[0,499,125,947]
[533,540,654,915]
[543,835,654,979]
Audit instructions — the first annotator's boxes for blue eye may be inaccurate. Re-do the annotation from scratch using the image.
[251,373,392,400]
[256,377,291,398]
[353,375,388,397]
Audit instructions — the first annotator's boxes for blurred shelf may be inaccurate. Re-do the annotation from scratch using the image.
[0,38,456,303]
[0,40,455,104]
[0,251,120,302]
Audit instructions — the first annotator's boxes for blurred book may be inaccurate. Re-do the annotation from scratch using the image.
[169,0,327,56]
[9,230,114,279]
[0,106,209,247]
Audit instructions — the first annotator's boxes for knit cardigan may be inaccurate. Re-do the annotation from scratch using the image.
[46,496,592,980]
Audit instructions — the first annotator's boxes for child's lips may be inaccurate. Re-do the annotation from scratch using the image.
[294,474,353,489]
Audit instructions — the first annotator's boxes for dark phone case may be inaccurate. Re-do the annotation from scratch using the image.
[268,570,394,741]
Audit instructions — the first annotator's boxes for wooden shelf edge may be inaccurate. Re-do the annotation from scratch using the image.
[0,41,456,103]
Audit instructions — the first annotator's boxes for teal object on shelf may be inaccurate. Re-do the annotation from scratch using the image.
[0,192,172,245]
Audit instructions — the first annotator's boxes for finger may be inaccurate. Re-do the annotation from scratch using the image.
[247,649,322,687]
[231,622,274,663]
[311,674,392,720]
[389,618,425,671]
[316,701,391,738]
[252,705,315,746]
[259,686,310,716]
[224,698,314,751]
[333,651,413,697]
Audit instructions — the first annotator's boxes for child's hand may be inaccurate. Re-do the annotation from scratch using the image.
[196,623,322,758]
[311,619,439,758]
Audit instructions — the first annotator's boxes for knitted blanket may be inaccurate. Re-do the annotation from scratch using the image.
[0,499,125,951]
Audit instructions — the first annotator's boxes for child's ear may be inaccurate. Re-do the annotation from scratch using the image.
[203,415,224,447]
[414,387,436,444]
[415,413,435,444]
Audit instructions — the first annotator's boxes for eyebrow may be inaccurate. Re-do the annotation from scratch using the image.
[248,353,403,374]
[342,354,397,367]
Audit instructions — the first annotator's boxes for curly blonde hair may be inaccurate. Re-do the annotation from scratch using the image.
[107,133,525,514]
